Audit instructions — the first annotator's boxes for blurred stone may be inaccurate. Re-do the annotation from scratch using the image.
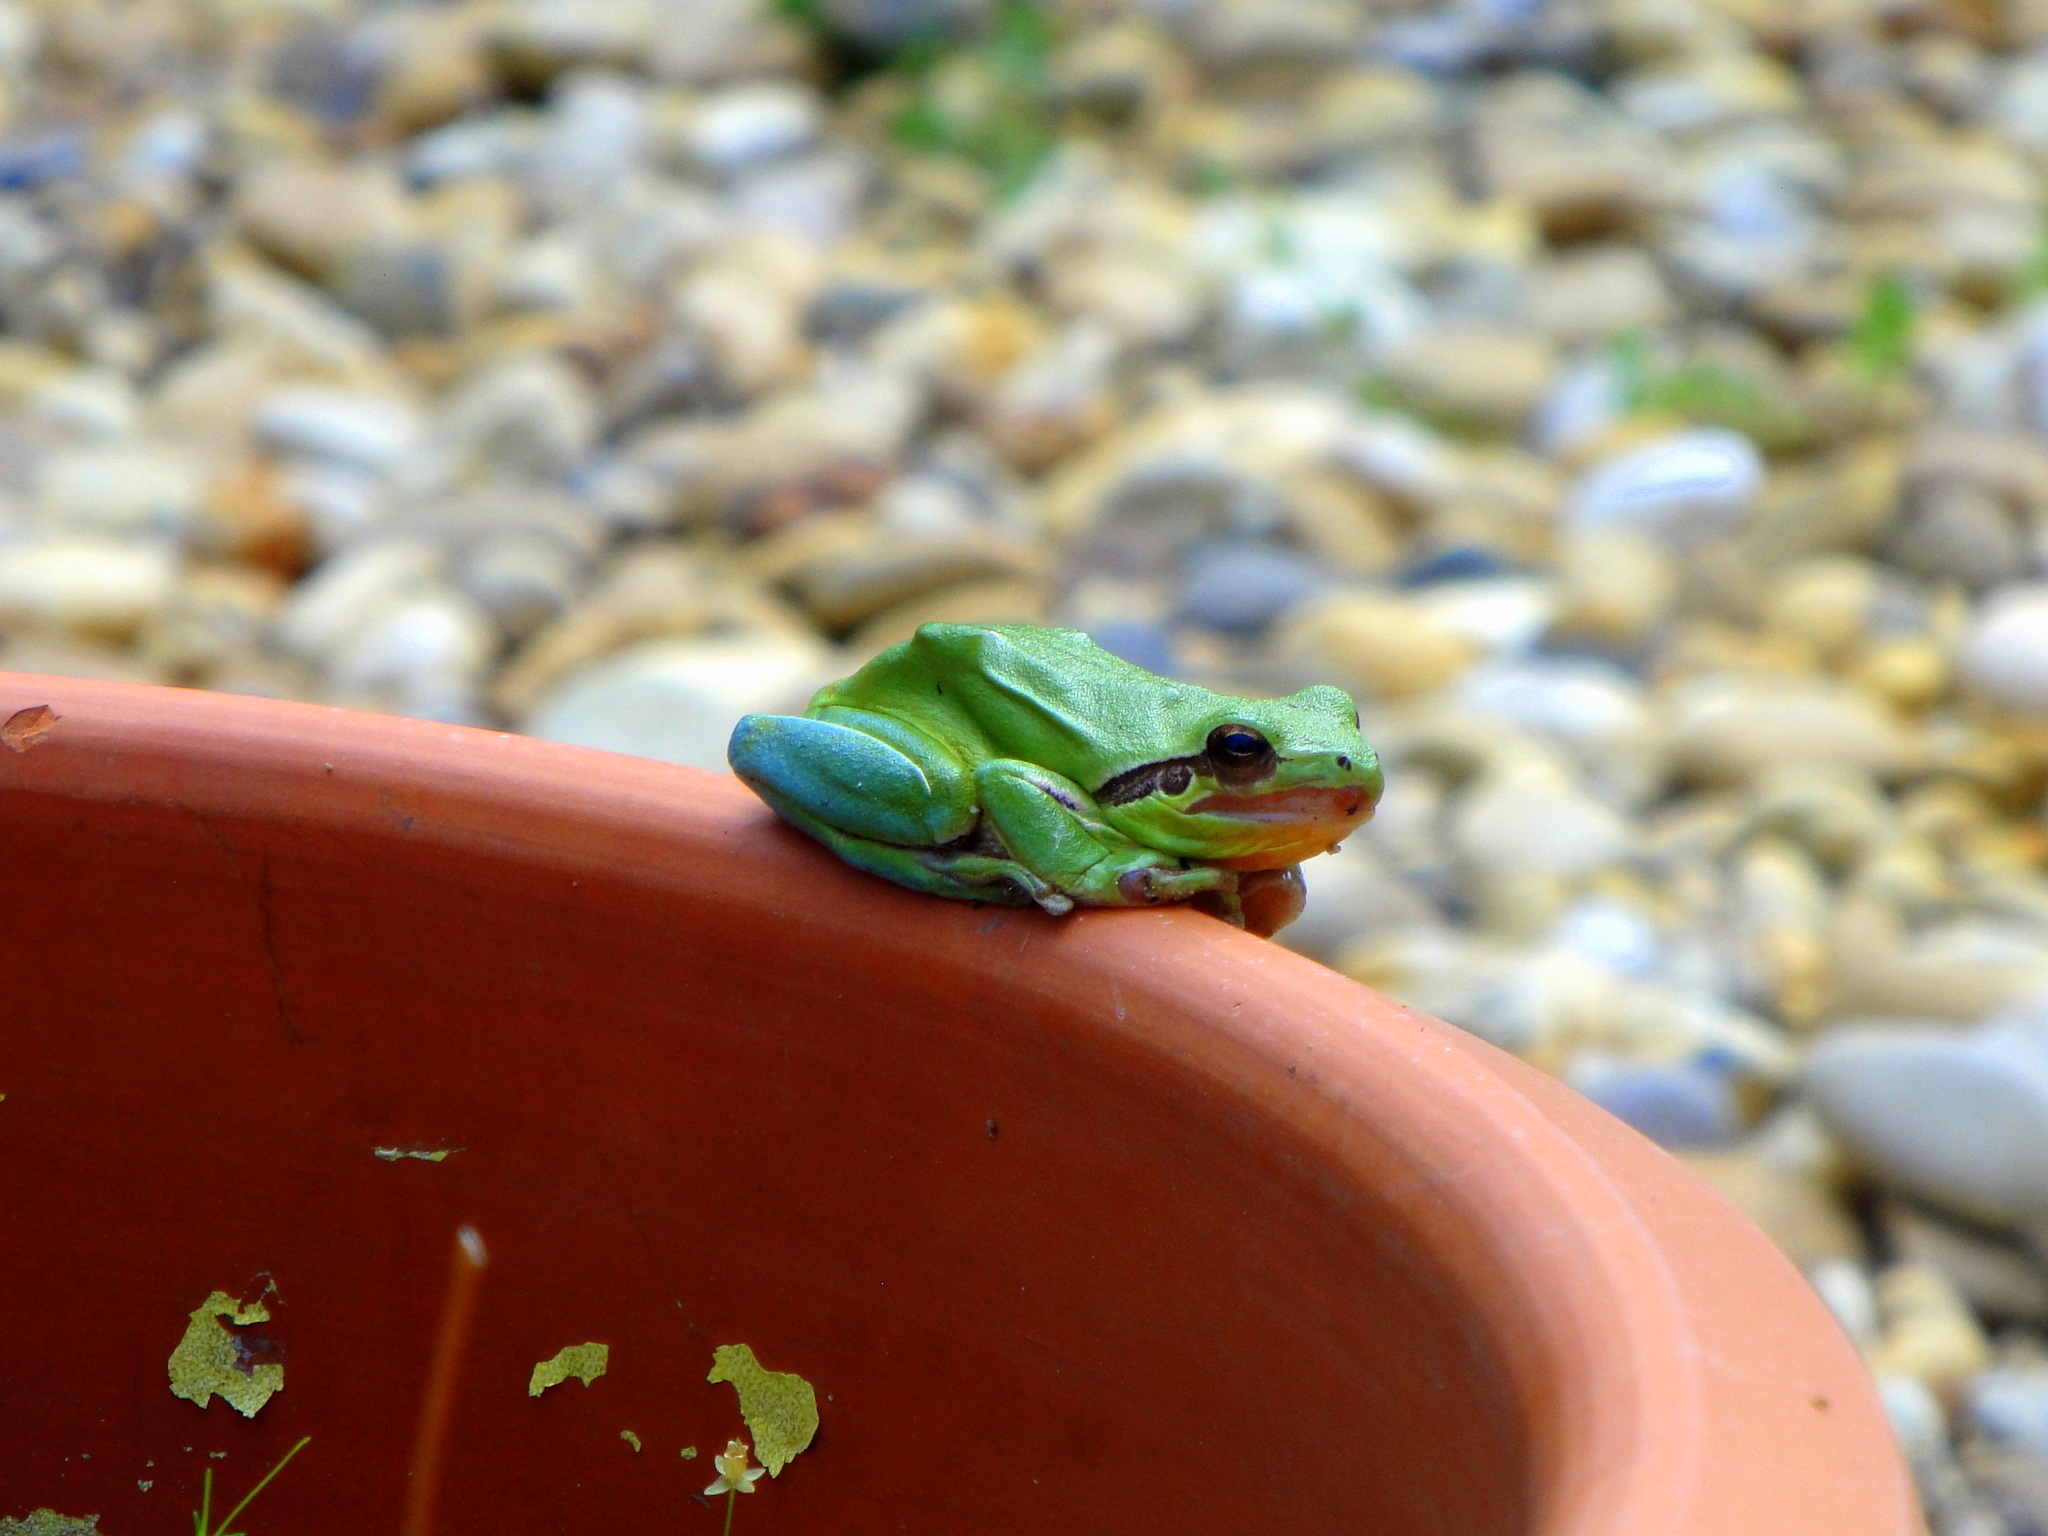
[491,544,725,719]
[1808,1016,2048,1232]
[1664,673,1918,785]
[1896,486,2031,591]
[1275,840,1441,963]
[439,353,599,480]
[524,631,830,770]
[1380,324,1557,433]
[1449,758,1631,883]
[1568,429,1765,547]
[1525,246,1676,344]
[274,539,442,667]
[1549,530,1677,645]
[236,159,410,281]
[256,386,425,474]
[687,82,819,175]
[1868,1263,1994,1402]
[820,0,987,48]
[1275,591,1478,702]
[1177,540,1325,634]
[454,530,587,641]
[0,537,176,636]
[35,443,203,538]
[327,586,498,717]
[1568,1052,1743,1148]
[1881,1201,2048,1324]
[1960,586,2048,715]
[1968,1367,2048,1465]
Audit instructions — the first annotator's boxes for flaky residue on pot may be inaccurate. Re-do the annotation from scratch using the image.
[371,1146,461,1162]
[0,705,58,753]
[167,1289,283,1417]
[707,1343,818,1477]
[0,1512,100,1536]
[527,1341,608,1396]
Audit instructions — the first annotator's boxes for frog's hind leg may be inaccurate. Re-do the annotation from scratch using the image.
[749,789,1046,908]
[729,710,976,846]
[729,710,1043,904]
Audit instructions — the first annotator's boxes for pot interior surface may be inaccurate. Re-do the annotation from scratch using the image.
[4,772,1529,1533]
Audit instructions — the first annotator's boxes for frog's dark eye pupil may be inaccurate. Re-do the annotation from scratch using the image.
[1209,726,1268,761]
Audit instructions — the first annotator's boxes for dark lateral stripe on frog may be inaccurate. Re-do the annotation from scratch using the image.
[1096,756,1201,806]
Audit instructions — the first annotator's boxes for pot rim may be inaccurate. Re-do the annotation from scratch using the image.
[0,672,1916,1536]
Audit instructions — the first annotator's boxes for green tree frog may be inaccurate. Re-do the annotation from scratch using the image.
[728,622,1381,936]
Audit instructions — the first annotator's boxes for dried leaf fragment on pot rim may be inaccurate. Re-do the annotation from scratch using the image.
[707,1343,817,1476]
[167,1291,283,1417]
[528,1342,608,1396]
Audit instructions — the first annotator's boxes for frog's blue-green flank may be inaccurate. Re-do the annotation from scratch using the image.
[728,622,1381,935]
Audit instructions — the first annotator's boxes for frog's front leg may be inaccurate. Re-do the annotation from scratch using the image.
[973,759,1236,913]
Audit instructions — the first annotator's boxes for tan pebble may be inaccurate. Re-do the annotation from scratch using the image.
[1733,836,1835,1029]
[236,159,412,282]
[491,545,719,719]
[1550,530,1676,644]
[1524,244,1675,344]
[978,323,1120,473]
[1662,673,1919,784]
[0,538,178,639]
[1740,438,1903,569]
[138,564,288,684]
[1761,556,1879,664]
[1274,469,1401,578]
[193,462,313,576]
[369,11,494,134]
[1847,844,1957,924]
[1880,1201,2048,1325]
[849,578,1047,655]
[1747,763,1894,874]
[1849,637,1949,712]
[0,632,172,685]
[1448,758,1631,883]
[872,292,1045,413]
[1867,1262,1992,1402]
[1828,895,2048,1022]
[1043,255,1203,350]
[779,530,1043,633]
[1275,592,1478,701]
[1378,323,1557,433]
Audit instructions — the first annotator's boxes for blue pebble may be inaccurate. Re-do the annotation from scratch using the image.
[1566,1054,1742,1149]
[1177,542,1326,636]
[1400,546,1514,587]
[0,131,83,191]
[1088,621,1179,677]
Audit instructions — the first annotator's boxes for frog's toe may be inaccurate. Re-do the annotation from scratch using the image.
[1116,867,1166,905]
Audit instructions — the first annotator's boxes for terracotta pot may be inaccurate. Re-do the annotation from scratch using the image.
[0,673,1915,1536]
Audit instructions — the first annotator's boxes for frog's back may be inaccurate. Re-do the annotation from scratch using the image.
[812,622,1216,782]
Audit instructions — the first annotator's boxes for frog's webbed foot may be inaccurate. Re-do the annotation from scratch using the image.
[1239,866,1308,937]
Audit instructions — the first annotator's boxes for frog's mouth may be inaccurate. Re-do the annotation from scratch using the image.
[1189,786,1370,824]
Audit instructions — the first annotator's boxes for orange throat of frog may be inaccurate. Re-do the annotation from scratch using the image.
[1191,785,1374,870]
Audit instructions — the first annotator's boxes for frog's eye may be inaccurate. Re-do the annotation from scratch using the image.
[1207,725,1273,766]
